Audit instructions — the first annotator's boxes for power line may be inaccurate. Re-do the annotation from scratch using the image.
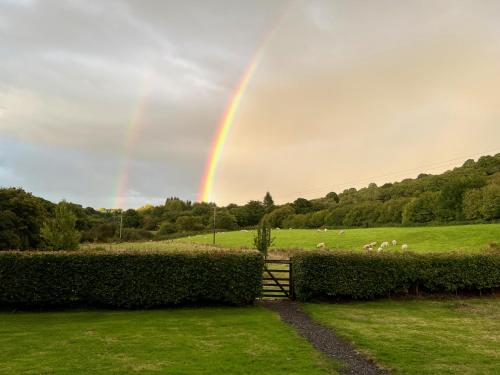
[280,147,499,201]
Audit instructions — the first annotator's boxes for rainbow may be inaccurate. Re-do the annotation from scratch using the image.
[113,72,153,209]
[197,55,261,203]
[198,4,292,203]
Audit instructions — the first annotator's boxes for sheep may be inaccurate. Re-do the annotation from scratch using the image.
[289,227,293,230]
[276,227,281,230]
[240,229,249,232]
[401,244,408,251]
[381,241,389,248]
[369,241,377,247]
[317,229,322,232]
[316,242,326,249]
[339,230,345,235]
[392,240,397,246]
[363,244,371,251]
[377,247,384,253]
[324,228,328,232]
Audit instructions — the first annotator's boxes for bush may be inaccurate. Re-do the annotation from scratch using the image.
[0,250,263,308]
[292,251,500,301]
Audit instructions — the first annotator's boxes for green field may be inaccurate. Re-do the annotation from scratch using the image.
[304,297,500,374]
[0,307,338,375]
[178,223,500,253]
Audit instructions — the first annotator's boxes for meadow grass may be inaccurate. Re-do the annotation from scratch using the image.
[180,223,500,253]
[0,306,339,375]
[303,297,500,375]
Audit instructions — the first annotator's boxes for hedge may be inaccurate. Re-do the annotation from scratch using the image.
[0,250,263,308]
[292,251,500,301]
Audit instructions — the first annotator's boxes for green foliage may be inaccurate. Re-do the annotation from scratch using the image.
[175,216,204,231]
[402,192,439,224]
[229,200,265,227]
[263,191,275,212]
[292,198,314,214]
[122,209,143,228]
[325,191,339,203]
[253,222,274,257]
[292,251,500,301]
[41,201,80,250]
[0,250,263,308]
[158,221,177,235]
[264,205,295,228]
[208,210,238,230]
[0,188,47,250]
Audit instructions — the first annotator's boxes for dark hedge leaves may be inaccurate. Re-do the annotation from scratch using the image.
[0,250,263,308]
[292,251,500,301]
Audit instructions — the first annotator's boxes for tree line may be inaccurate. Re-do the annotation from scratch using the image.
[0,154,498,250]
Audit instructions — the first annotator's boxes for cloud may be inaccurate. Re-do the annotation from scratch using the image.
[1,0,499,207]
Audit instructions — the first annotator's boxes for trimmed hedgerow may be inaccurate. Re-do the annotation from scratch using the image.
[292,251,500,301]
[0,250,263,308]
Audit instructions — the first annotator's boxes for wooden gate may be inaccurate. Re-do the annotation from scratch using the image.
[261,259,295,300]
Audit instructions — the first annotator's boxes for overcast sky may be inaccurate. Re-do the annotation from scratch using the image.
[1,0,499,208]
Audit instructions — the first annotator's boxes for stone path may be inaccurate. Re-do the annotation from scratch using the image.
[260,300,390,375]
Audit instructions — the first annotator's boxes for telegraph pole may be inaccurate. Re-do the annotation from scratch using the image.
[212,204,216,245]
[119,210,123,241]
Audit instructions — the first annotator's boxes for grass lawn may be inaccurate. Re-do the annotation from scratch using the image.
[303,297,500,375]
[179,223,500,253]
[0,306,338,375]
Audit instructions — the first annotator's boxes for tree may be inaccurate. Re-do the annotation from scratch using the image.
[402,192,440,224]
[264,205,294,228]
[158,221,176,235]
[41,201,80,250]
[233,201,265,227]
[326,191,339,203]
[122,209,142,228]
[292,198,313,214]
[481,185,500,220]
[463,189,483,220]
[208,210,238,230]
[263,192,275,212]
[253,221,274,257]
[175,216,204,231]
[0,188,47,250]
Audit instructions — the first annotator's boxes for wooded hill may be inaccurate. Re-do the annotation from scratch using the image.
[1,153,498,250]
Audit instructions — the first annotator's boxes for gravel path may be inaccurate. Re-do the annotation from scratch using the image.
[260,300,390,375]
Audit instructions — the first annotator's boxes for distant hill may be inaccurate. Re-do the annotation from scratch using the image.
[1,153,499,250]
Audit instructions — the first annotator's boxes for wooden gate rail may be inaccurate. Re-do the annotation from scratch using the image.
[261,259,295,300]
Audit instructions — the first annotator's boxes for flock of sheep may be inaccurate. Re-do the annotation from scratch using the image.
[361,240,408,253]
[314,229,408,253]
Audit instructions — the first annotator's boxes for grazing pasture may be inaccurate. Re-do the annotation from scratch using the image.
[0,307,338,375]
[180,224,500,253]
[304,297,500,375]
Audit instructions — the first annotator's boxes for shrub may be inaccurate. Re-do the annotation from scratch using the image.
[292,251,500,301]
[0,249,263,308]
[41,201,80,250]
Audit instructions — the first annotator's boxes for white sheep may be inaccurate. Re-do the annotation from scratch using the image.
[369,241,377,247]
[381,241,389,248]
[240,229,249,232]
[317,229,322,232]
[401,244,408,251]
[324,228,328,232]
[363,244,371,251]
[289,227,293,230]
[339,230,345,235]
[276,227,281,230]
[377,247,384,253]
[316,242,326,249]
[392,240,397,246]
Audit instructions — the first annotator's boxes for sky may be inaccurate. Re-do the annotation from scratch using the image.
[1,0,499,208]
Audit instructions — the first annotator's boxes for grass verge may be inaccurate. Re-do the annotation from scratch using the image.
[303,297,500,374]
[0,306,339,374]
